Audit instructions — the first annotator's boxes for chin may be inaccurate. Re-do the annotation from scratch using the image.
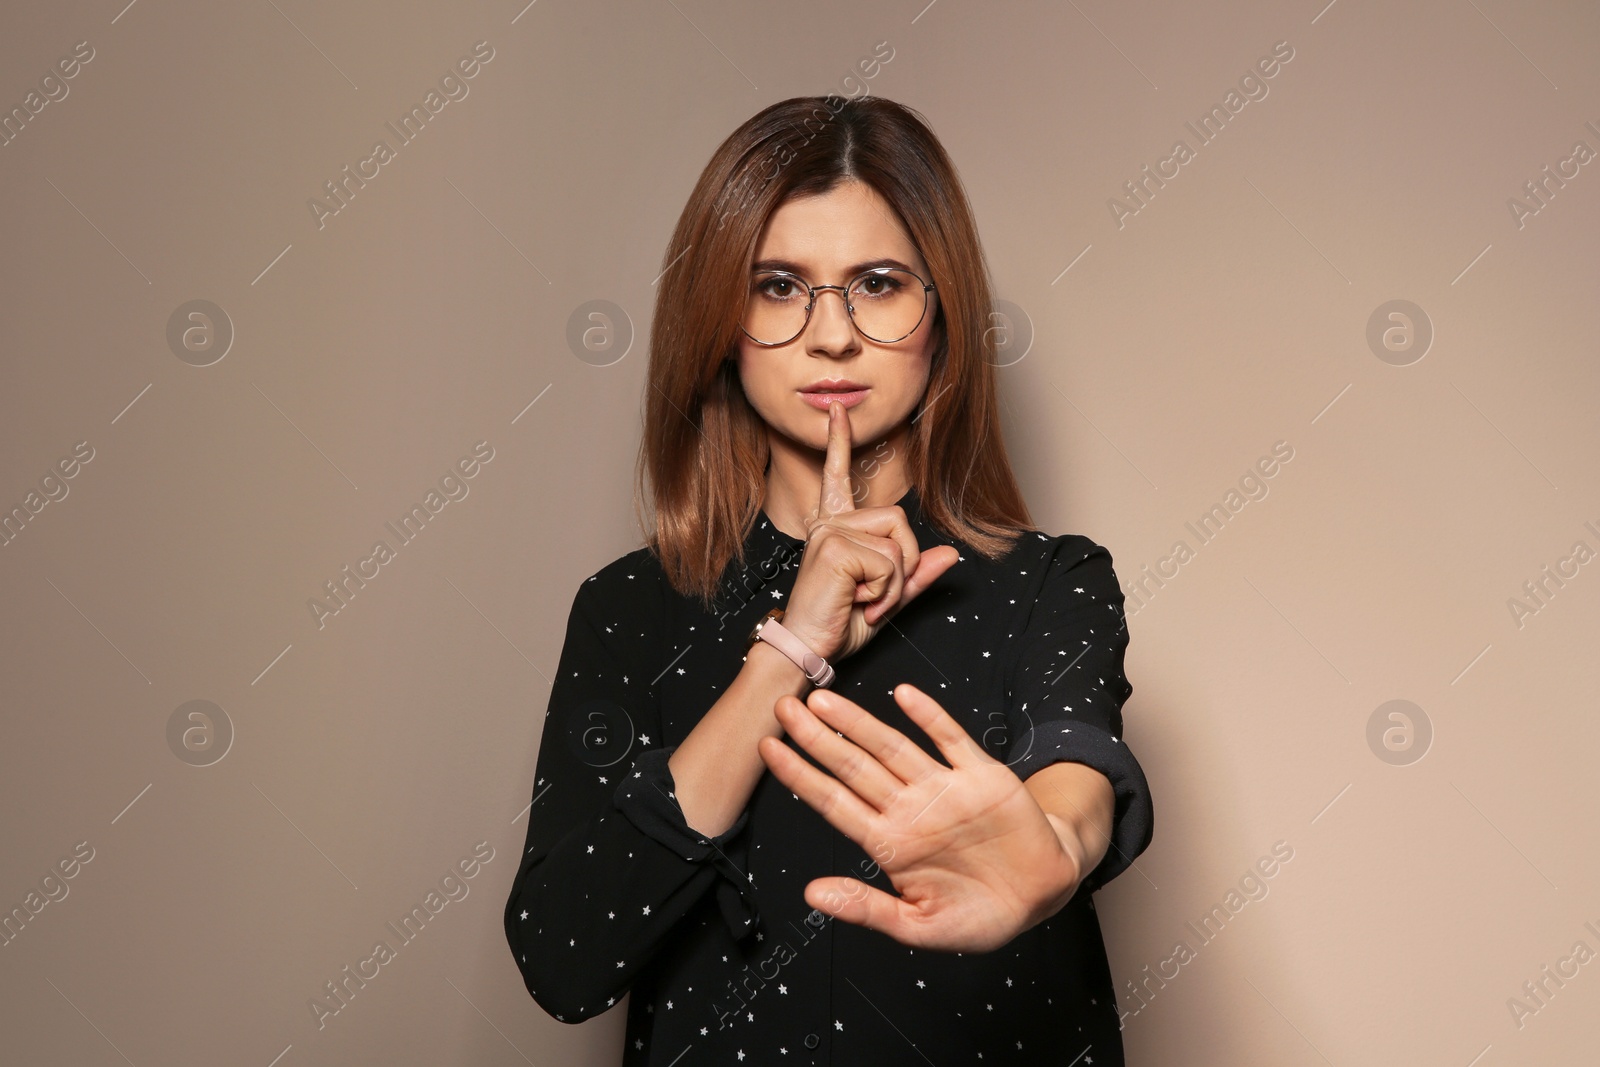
[816,415,899,453]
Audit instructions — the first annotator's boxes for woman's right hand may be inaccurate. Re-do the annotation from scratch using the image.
[779,401,961,663]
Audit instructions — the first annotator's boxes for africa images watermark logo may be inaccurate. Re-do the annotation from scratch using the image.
[307,441,495,630]
[1121,440,1295,617]
[1118,840,1295,1027]
[307,841,496,1030]
[1107,40,1295,229]
[307,41,496,230]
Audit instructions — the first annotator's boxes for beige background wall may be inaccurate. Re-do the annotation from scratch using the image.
[3,0,1597,1063]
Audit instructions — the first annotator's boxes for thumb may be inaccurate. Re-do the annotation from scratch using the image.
[806,876,905,937]
[897,545,961,606]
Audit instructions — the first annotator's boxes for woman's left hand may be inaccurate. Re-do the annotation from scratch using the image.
[756,683,1085,953]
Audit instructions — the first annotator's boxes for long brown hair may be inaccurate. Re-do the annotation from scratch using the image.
[635,95,1036,609]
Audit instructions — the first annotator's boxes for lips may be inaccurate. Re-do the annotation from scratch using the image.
[801,379,868,393]
[798,384,869,410]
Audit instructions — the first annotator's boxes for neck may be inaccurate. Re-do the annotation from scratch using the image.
[761,421,914,540]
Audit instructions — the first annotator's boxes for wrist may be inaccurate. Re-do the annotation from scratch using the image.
[775,612,837,662]
[745,607,836,688]
[1020,813,1087,926]
[742,638,813,697]
[1045,813,1084,864]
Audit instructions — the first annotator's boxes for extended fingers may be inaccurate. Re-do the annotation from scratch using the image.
[757,729,879,842]
[769,695,906,812]
[817,402,856,521]
[804,687,947,788]
[892,683,991,770]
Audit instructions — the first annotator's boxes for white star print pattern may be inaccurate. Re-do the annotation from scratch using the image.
[504,484,1152,1064]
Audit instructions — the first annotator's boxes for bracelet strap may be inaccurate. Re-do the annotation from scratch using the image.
[753,615,834,688]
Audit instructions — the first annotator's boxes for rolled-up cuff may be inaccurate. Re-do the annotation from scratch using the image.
[1007,720,1153,892]
[612,745,760,939]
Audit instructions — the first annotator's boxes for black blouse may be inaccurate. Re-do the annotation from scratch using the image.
[504,484,1154,1065]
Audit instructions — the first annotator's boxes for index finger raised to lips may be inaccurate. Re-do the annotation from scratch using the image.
[810,402,919,573]
[814,400,856,527]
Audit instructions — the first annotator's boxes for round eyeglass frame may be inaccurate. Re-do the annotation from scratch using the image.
[739,267,938,347]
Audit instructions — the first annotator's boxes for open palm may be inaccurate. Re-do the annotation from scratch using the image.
[757,682,1083,953]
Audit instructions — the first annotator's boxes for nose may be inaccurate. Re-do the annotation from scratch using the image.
[804,285,859,356]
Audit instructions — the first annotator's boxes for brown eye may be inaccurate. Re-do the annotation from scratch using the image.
[755,275,800,299]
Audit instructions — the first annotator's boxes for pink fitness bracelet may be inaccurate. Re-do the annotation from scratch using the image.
[743,607,835,689]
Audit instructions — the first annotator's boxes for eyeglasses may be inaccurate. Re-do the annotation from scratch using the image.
[740,267,937,347]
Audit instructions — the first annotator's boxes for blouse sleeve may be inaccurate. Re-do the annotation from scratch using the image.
[1001,535,1154,892]
[503,556,758,1023]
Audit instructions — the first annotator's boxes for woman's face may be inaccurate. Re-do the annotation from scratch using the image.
[735,180,940,455]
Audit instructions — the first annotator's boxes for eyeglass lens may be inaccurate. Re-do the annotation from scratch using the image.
[742,269,928,345]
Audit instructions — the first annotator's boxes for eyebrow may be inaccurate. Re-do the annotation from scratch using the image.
[750,256,919,277]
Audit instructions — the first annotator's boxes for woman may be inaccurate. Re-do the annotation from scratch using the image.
[505,95,1154,1065]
